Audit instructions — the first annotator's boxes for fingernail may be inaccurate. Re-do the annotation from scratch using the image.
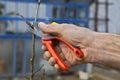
[38,22,47,27]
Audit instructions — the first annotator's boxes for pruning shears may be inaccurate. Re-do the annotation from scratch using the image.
[17,0,84,71]
[32,22,84,71]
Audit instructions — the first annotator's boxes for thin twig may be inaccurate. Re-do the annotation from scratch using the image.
[30,0,41,80]
[16,1,42,80]
[34,0,41,22]
[16,13,36,80]
[15,13,34,80]
[35,69,45,80]
[40,69,45,80]
[30,34,36,80]
[33,64,44,75]
[23,65,44,80]
[16,13,44,80]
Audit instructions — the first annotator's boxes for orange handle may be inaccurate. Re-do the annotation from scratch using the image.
[41,36,68,71]
[41,34,84,71]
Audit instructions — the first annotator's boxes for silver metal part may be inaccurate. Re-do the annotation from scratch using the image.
[29,27,42,37]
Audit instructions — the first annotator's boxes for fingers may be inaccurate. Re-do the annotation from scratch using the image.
[41,44,69,71]
[54,64,61,72]
[42,48,60,69]
[41,45,46,51]
[42,45,61,71]
[48,57,56,66]
[54,64,60,70]
[38,22,63,36]
[43,51,51,60]
[43,51,60,70]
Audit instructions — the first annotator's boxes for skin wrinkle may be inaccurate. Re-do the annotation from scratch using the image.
[61,26,96,49]
[86,47,97,63]
[71,51,76,65]
[66,49,72,65]
[93,43,118,59]
[95,44,120,56]
[59,44,66,55]
[59,52,66,61]
[93,50,120,70]
[59,41,79,66]
[89,33,120,70]
[59,42,73,66]
[57,24,68,37]
[55,42,67,61]
[55,45,61,54]
[64,60,71,68]
[44,24,62,36]
[93,34,120,54]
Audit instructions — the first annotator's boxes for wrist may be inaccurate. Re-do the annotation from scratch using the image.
[78,31,97,63]
[86,32,101,64]
[87,33,113,64]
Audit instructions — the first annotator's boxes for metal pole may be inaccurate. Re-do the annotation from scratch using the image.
[105,0,109,32]
[94,0,99,31]
[30,0,41,80]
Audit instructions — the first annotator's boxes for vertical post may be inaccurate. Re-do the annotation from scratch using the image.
[15,1,18,34]
[30,0,40,80]
[46,3,52,22]
[21,2,29,74]
[66,7,70,19]
[56,6,61,18]
[26,2,29,30]
[22,40,27,74]
[94,0,99,31]
[84,4,89,28]
[105,0,109,32]
[3,1,7,34]
[87,3,90,28]
[13,1,18,76]
[75,7,79,19]
[13,40,17,76]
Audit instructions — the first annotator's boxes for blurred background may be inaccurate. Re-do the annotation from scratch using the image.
[0,0,120,80]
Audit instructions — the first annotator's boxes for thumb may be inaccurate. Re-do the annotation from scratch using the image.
[38,22,62,36]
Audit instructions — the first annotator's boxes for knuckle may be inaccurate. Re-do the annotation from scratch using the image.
[54,64,60,70]
[43,54,49,60]
[43,51,51,60]
[41,45,46,51]
[49,57,56,66]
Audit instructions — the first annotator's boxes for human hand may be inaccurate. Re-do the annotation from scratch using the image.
[38,22,96,71]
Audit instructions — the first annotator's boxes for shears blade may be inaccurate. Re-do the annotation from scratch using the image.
[16,13,42,37]
[29,27,42,37]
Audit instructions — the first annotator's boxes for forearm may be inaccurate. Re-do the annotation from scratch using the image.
[90,33,120,70]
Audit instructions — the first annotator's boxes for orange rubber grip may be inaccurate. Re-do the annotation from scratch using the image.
[41,34,84,71]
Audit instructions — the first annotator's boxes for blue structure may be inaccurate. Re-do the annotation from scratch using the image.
[0,0,89,78]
